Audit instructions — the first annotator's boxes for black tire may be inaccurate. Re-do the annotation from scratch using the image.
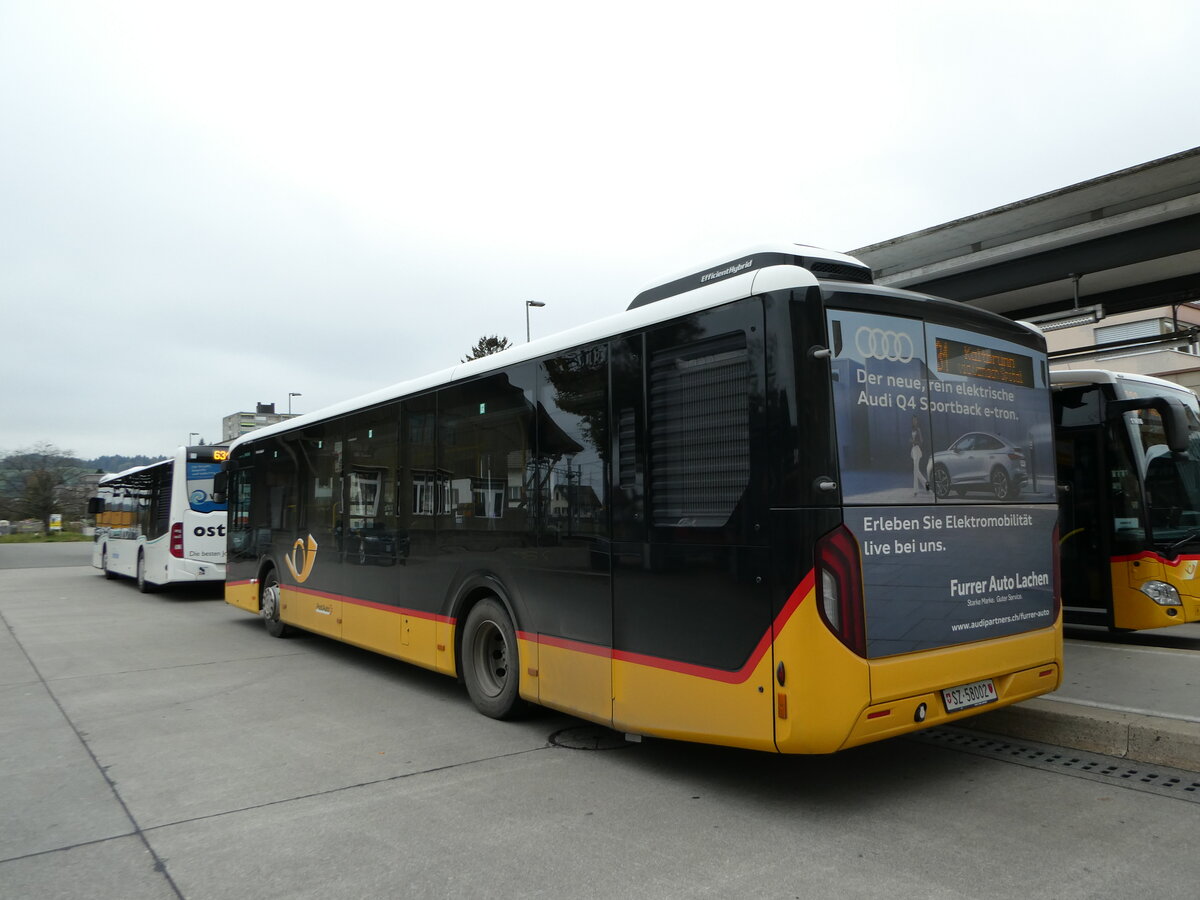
[990,467,1012,501]
[462,597,522,719]
[136,552,156,593]
[261,568,289,638]
[931,464,952,499]
[102,548,116,580]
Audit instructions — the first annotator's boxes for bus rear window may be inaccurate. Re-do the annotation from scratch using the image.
[186,462,226,512]
[827,309,1053,506]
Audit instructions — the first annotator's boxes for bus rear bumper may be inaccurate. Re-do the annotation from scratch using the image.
[173,559,226,582]
[837,661,1061,751]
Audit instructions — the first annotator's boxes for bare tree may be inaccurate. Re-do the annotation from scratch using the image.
[0,443,87,530]
[462,335,511,362]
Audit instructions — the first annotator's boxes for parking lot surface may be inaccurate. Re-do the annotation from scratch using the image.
[3,548,1200,899]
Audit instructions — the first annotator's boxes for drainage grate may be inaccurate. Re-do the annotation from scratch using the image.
[912,726,1200,803]
[548,725,632,751]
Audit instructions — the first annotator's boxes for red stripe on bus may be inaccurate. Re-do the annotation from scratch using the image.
[1110,551,1200,567]
[613,570,816,685]
[265,571,817,683]
[519,632,613,658]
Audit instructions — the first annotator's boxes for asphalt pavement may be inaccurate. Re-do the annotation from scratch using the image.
[3,547,1199,899]
[0,540,97,569]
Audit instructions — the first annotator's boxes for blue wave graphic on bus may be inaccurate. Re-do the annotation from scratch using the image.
[186,462,226,512]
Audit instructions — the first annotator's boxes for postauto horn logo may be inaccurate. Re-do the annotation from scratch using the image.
[285,534,318,583]
[855,326,914,363]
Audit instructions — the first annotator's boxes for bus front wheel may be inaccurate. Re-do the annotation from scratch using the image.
[261,569,289,638]
[462,597,522,719]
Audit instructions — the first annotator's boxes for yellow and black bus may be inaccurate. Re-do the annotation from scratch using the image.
[222,244,1062,753]
[1052,369,1200,630]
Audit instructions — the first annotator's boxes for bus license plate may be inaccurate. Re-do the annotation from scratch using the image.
[942,679,997,713]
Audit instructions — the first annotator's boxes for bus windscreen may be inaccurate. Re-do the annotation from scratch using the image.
[186,462,226,513]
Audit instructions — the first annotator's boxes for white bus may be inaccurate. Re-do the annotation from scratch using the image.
[90,445,228,591]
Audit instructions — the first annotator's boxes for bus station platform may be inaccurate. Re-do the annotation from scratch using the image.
[969,624,1200,770]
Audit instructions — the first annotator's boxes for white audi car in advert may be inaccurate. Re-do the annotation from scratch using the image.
[930,431,1028,500]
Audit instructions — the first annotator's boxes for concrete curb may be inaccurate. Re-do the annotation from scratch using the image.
[969,698,1200,772]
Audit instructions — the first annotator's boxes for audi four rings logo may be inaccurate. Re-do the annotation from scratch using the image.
[855,327,914,362]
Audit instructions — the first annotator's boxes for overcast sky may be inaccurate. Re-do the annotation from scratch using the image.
[2,1,1198,461]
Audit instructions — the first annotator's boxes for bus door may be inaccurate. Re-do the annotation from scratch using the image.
[530,348,612,722]
[610,300,774,748]
[1053,385,1113,625]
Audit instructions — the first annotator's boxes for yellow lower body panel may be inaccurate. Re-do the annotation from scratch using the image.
[225,579,259,613]
[612,652,776,752]
[1112,558,1200,630]
[536,638,612,724]
[772,582,1063,754]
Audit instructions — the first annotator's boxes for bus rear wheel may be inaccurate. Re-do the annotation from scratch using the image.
[136,552,156,593]
[261,569,289,638]
[462,597,521,719]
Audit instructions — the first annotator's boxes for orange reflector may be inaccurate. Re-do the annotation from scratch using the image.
[866,709,891,720]
[777,693,788,719]
[436,644,446,652]
[527,667,539,677]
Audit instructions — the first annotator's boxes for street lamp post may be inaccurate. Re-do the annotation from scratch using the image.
[288,393,302,414]
[525,300,546,342]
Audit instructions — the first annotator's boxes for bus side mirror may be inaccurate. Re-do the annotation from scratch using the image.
[87,497,104,514]
[212,471,227,504]
[1107,397,1191,454]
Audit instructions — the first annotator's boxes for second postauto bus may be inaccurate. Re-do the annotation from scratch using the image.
[221,244,1062,753]
[1053,368,1200,630]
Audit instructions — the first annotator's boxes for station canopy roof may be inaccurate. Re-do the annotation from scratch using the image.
[850,146,1200,322]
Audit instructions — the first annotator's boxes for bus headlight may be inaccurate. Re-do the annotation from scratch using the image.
[1139,580,1182,606]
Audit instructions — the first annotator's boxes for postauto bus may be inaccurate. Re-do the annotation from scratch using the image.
[221,245,1061,753]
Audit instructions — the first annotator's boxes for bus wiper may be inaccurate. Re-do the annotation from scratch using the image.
[1165,528,1200,556]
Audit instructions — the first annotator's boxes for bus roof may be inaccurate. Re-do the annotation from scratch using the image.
[627,244,872,309]
[98,448,188,486]
[228,244,1011,453]
[1049,368,1192,392]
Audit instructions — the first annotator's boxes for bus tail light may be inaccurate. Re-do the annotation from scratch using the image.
[170,522,184,558]
[816,524,866,656]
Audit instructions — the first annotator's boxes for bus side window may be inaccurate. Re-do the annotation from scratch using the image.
[437,365,538,540]
[647,330,750,530]
[611,336,645,543]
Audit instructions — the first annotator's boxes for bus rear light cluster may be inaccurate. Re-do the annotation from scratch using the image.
[170,522,184,558]
[816,524,866,657]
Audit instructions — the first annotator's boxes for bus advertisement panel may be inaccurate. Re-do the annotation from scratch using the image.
[828,309,1057,658]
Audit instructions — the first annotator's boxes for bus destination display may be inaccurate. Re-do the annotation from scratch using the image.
[936,338,1034,388]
